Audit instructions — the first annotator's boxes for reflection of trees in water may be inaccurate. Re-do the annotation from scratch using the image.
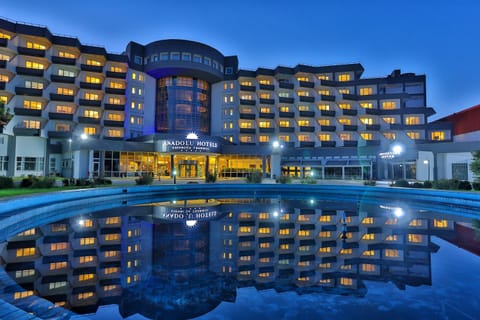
[473,220,480,239]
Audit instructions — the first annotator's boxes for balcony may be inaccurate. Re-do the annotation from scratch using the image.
[299,110,315,117]
[259,127,275,133]
[0,81,4,90]
[105,71,127,79]
[0,38,7,47]
[15,86,43,96]
[321,125,336,132]
[80,64,103,72]
[259,98,275,105]
[321,141,336,147]
[50,74,75,83]
[365,140,381,146]
[105,87,126,95]
[104,103,125,111]
[240,85,256,92]
[365,108,380,115]
[366,124,381,131]
[50,93,74,102]
[79,99,102,107]
[80,82,102,90]
[239,113,256,120]
[16,67,44,77]
[279,82,294,89]
[78,116,101,124]
[300,141,315,148]
[259,84,274,91]
[342,109,358,116]
[343,125,358,131]
[279,111,295,118]
[342,93,358,101]
[278,97,294,104]
[300,126,315,132]
[279,127,295,133]
[239,99,256,106]
[51,56,76,65]
[48,131,72,139]
[14,107,42,116]
[320,94,335,101]
[17,46,46,57]
[13,127,40,136]
[343,140,358,147]
[321,110,335,117]
[0,60,5,68]
[299,96,315,103]
[298,80,315,88]
[48,112,74,121]
[259,112,275,119]
[239,128,256,134]
[103,120,124,127]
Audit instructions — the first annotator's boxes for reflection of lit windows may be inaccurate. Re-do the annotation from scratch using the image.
[362,250,375,256]
[407,234,423,243]
[362,233,375,240]
[409,219,423,227]
[340,248,353,255]
[14,291,34,300]
[16,248,35,257]
[361,264,377,272]
[340,277,353,286]
[15,269,35,278]
[433,219,448,228]
[385,249,399,257]
[362,217,374,224]
[385,218,398,225]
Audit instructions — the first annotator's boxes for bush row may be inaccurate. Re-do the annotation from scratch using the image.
[390,179,479,191]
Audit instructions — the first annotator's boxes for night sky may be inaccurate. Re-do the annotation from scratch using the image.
[2,0,480,119]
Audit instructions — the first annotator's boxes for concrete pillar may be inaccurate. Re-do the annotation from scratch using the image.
[270,153,281,179]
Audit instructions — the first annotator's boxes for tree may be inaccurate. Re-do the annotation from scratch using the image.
[470,151,480,182]
[0,101,12,127]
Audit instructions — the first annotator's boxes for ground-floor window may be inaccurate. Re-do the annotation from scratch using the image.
[452,163,468,180]
[16,156,44,172]
[0,156,8,171]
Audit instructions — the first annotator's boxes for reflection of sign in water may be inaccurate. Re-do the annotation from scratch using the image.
[154,206,219,221]
[157,137,220,153]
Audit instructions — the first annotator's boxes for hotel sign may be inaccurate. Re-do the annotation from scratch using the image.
[153,206,220,221]
[156,134,221,153]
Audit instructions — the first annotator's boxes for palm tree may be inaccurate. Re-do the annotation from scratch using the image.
[0,101,12,131]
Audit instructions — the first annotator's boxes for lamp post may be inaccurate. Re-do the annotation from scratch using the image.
[423,160,430,181]
[80,133,89,178]
[271,140,284,180]
[173,169,177,184]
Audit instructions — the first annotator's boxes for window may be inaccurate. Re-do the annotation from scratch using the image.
[408,234,423,243]
[433,219,448,228]
[318,134,330,141]
[204,57,211,65]
[258,227,270,234]
[239,226,252,233]
[360,102,373,109]
[51,223,67,232]
[318,89,330,96]
[49,281,67,290]
[86,76,101,84]
[382,116,396,124]
[338,103,351,110]
[338,73,351,82]
[362,233,375,240]
[15,269,35,278]
[26,41,46,50]
[0,32,11,39]
[193,54,202,63]
[24,100,42,110]
[133,56,142,64]
[338,118,351,125]
[25,61,44,69]
[182,52,191,61]
[105,234,120,241]
[57,87,74,95]
[107,129,122,137]
[23,120,40,129]
[317,74,330,80]
[360,117,373,125]
[17,228,36,236]
[85,93,99,100]
[79,256,94,264]
[338,88,350,94]
[359,87,373,95]
[382,101,397,109]
[170,52,180,60]
[78,292,94,300]
[109,97,122,104]
[25,80,44,89]
[319,215,331,223]
[50,242,68,251]
[298,230,310,236]
[383,132,396,140]
[340,248,353,255]
[14,291,34,300]
[384,249,399,257]
[55,105,73,114]
[58,69,75,77]
[50,261,67,270]
[430,131,445,141]
[360,133,373,140]
[298,120,310,126]
[361,264,377,272]
[58,51,76,58]
[405,116,420,125]
[80,237,95,245]
[225,67,233,74]
[84,110,99,118]
[86,59,102,66]
[406,131,420,140]
[16,247,36,257]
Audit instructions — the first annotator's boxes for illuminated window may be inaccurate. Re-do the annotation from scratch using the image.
[239,226,252,233]
[258,227,271,234]
[298,261,311,267]
[433,219,448,228]
[22,120,40,129]
[79,256,94,264]
[360,133,373,140]
[359,87,373,95]
[339,133,351,140]
[317,74,330,80]
[50,242,68,251]
[298,120,310,126]
[279,120,291,127]
[384,249,399,257]
[86,59,102,66]
[338,88,350,94]
[361,233,375,240]
[86,76,101,84]
[318,119,330,126]
[362,217,374,224]
[58,51,76,58]
[49,281,67,289]
[109,65,124,72]
[361,264,377,272]
[25,80,44,89]
[319,263,331,269]
[362,250,375,256]
[24,100,42,110]
[259,93,271,99]
[340,277,353,286]
[385,234,398,241]
[430,131,445,141]
[0,53,10,61]
[77,292,94,300]
[260,257,271,263]
[109,97,122,105]
[57,87,74,95]
[84,110,99,119]
[298,134,310,142]
[25,60,45,70]
[338,74,351,81]
[259,121,272,128]
[259,135,269,142]
[318,89,331,96]
[239,121,253,128]
[406,131,420,139]
[55,105,73,114]
[296,76,310,82]
[17,228,36,236]
[26,41,46,50]
[408,234,423,243]
[258,272,271,278]
[280,244,290,250]
[278,259,290,265]
[50,261,67,270]
[360,102,373,109]
[319,215,331,223]
[0,74,8,82]
[279,105,290,112]
[338,103,351,110]
[340,248,353,255]
[83,127,97,135]
[0,32,11,39]
[16,247,35,257]
[15,269,35,278]
[381,101,397,110]
[259,213,269,220]
[383,132,396,140]
[319,247,331,253]
[104,250,118,258]
[239,255,252,261]
[297,90,309,97]
[405,116,420,125]
[104,285,119,291]
[259,79,271,85]
[259,242,270,249]
[105,234,120,241]
[318,231,331,238]
[104,267,119,275]
[80,237,95,245]
[360,117,373,125]
[14,291,34,300]
[85,92,100,100]
[385,218,398,225]
[338,118,351,125]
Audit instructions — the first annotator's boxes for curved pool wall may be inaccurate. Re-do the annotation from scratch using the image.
[1,184,480,243]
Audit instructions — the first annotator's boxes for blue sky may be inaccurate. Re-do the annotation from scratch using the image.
[2,0,480,119]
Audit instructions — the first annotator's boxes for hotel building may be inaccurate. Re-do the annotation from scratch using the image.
[0,17,464,181]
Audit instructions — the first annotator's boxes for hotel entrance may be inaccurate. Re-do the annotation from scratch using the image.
[173,155,211,179]
[178,160,199,178]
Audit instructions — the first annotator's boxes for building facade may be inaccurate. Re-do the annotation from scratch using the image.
[0,16,463,181]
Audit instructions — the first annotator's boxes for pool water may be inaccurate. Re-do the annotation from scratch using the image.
[1,197,479,320]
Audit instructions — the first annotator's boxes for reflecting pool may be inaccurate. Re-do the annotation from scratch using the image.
[1,197,479,320]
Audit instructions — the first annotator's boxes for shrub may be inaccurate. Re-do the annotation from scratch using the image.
[472,182,480,191]
[277,175,292,184]
[432,179,450,190]
[246,170,263,183]
[94,178,112,185]
[75,178,92,187]
[423,181,433,188]
[20,176,35,188]
[32,177,56,188]
[205,172,217,183]
[411,182,424,188]
[458,180,472,190]
[135,174,153,185]
[0,176,14,189]
[393,179,409,188]
[363,180,376,186]
[301,177,317,184]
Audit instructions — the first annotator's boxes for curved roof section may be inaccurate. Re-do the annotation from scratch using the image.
[436,104,480,136]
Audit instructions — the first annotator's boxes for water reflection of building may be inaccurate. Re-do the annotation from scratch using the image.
[0,200,458,318]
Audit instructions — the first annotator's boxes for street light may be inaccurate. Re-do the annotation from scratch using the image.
[423,160,430,181]
[173,170,177,184]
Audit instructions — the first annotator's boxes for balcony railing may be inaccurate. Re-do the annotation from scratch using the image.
[278,97,294,104]
[239,99,256,106]
[299,110,315,117]
[258,112,275,119]
[79,99,102,107]
[239,113,256,120]
[320,110,335,117]
[299,96,315,103]
[48,112,74,121]
[17,46,46,57]
[366,124,381,131]
[259,127,275,133]
[278,82,294,89]
[240,85,256,92]
[48,131,72,139]
[278,111,295,118]
[259,98,275,105]
[298,80,315,88]
[343,125,358,131]
[343,140,358,147]
[15,86,43,96]
[14,107,42,117]
[13,127,40,136]
[299,141,315,148]
[299,126,315,132]
[342,109,358,116]
[50,75,76,83]
[50,93,75,102]
[105,71,127,79]
[321,141,336,147]
[16,67,44,77]
[279,127,295,133]
[321,125,336,132]
[239,128,256,134]
[105,87,126,95]
[78,116,101,124]
[80,64,103,72]
[103,120,124,127]
[104,103,125,111]
[51,56,76,65]
[80,82,102,90]
[259,84,275,91]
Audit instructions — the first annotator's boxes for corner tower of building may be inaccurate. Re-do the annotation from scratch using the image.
[124,40,238,137]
